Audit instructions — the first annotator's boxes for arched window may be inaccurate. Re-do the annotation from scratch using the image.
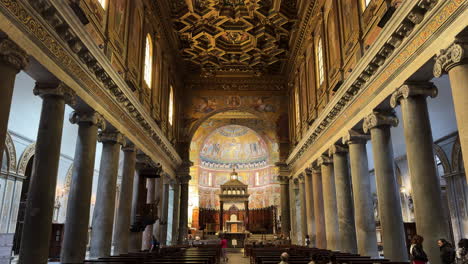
[317,38,325,86]
[169,85,174,126]
[144,34,153,88]
[255,172,260,186]
[208,172,212,186]
[98,0,106,9]
[294,86,300,126]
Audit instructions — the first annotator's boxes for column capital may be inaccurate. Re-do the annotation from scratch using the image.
[317,155,333,166]
[304,167,312,176]
[310,162,321,174]
[434,31,468,77]
[33,82,77,106]
[363,111,398,133]
[292,177,300,189]
[329,144,348,156]
[0,36,29,71]
[69,111,106,130]
[98,131,125,145]
[177,175,191,184]
[122,143,136,152]
[298,173,305,183]
[277,175,290,184]
[390,81,437,108]
[342,129,370,145]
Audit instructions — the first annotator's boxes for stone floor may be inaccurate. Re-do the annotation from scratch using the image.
[224,248,250,264]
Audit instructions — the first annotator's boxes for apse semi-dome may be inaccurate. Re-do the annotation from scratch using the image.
[199,125,268,169]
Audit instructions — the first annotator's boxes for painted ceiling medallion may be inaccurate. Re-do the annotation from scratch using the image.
[171,0,297,77]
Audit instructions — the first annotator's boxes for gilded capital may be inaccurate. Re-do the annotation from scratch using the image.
[342,129,370,145]
[434,40,468,77]
[98,131,125,145]
[304,167,312,176]
[298,173,305,183]
[363,111,399,133]
[390,81,437,108]
[310,162,321,174]
[0,37,29,71]
[69,111,106,130]
[329,144,348,156]
[33,82,76,106]
[178,175,191,184]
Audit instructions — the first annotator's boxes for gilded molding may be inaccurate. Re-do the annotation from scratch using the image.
[390,81,438,108]
[4,132,17,173]
[33,82,77,106]
[434,41,468,77]
[363,111,399,133]
[69,111,106,130]
[0,0,181,167]
[16,142,35,176]
[287,0,448,167]
[0,36,29,71]
[98,131,125,146]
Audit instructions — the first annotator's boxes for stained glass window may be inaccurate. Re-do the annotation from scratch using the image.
[144,34,153,88]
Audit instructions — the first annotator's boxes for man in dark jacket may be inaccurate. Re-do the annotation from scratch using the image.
[438,239,456,264]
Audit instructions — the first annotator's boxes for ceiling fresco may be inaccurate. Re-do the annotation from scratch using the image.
[170,0,298,76]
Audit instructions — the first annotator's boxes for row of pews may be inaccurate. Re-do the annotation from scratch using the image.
[83,245,221,264]
[247,246,411,264]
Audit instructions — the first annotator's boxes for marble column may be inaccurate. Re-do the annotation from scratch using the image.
[292,178,302,244]
[318,155,339,250]
[304,168,316,246]
[329,145,357,253]
[177,161,191,243]
[61,112,105,263]
[171,180,180,245]
[142,178,156,250]
[128,169,144,252]
[159,175,170,245]
[434,30,468,183]
[311,164,326,249]
[343,130,378,257]
[113,144,136,255]
[19,83,75,264]
[90,131,125,258]
[298,174,308,245]
[219,201,224,232]
[364,111,408,261]
[391,82,450,264]
[0,37,28,164]
[277,162,291,237]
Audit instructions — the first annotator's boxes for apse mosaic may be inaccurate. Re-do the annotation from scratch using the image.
[199,125,269,168]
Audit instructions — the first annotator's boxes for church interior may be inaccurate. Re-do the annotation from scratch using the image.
[0,0,467,263]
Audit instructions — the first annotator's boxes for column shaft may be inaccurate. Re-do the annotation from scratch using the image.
[331,149,357,253]
[346,134,378,257]
[113,145,136,255]
[392,83,450,264]
[159,178,170,245]
[219,201,224,232]
[90,132,123,258]
[298,175,308,245]
[312,168,326,249]
[19,84,72,264]
[0,37,27,164]
[142,178,155,250]
[279,176,291,237]
[129,171,145,252]
[171,183,180,245]
[61,112,103,263]
[365,113,408,261]
[178,180,189,243]
[320,159,339,250]
[304,170,316,246]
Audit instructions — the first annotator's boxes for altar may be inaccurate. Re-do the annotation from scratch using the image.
[219,168,250,241]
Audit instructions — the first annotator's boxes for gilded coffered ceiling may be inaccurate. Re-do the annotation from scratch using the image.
[169,0,298,77]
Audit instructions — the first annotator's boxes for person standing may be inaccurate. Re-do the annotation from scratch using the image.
[457,239,468,264]
[305,235,311,247]
[438,239,456,264]
[410,235,429,264]
[220,236,228,263]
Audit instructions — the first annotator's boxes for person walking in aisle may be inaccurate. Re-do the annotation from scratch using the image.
[438,239,456,264]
